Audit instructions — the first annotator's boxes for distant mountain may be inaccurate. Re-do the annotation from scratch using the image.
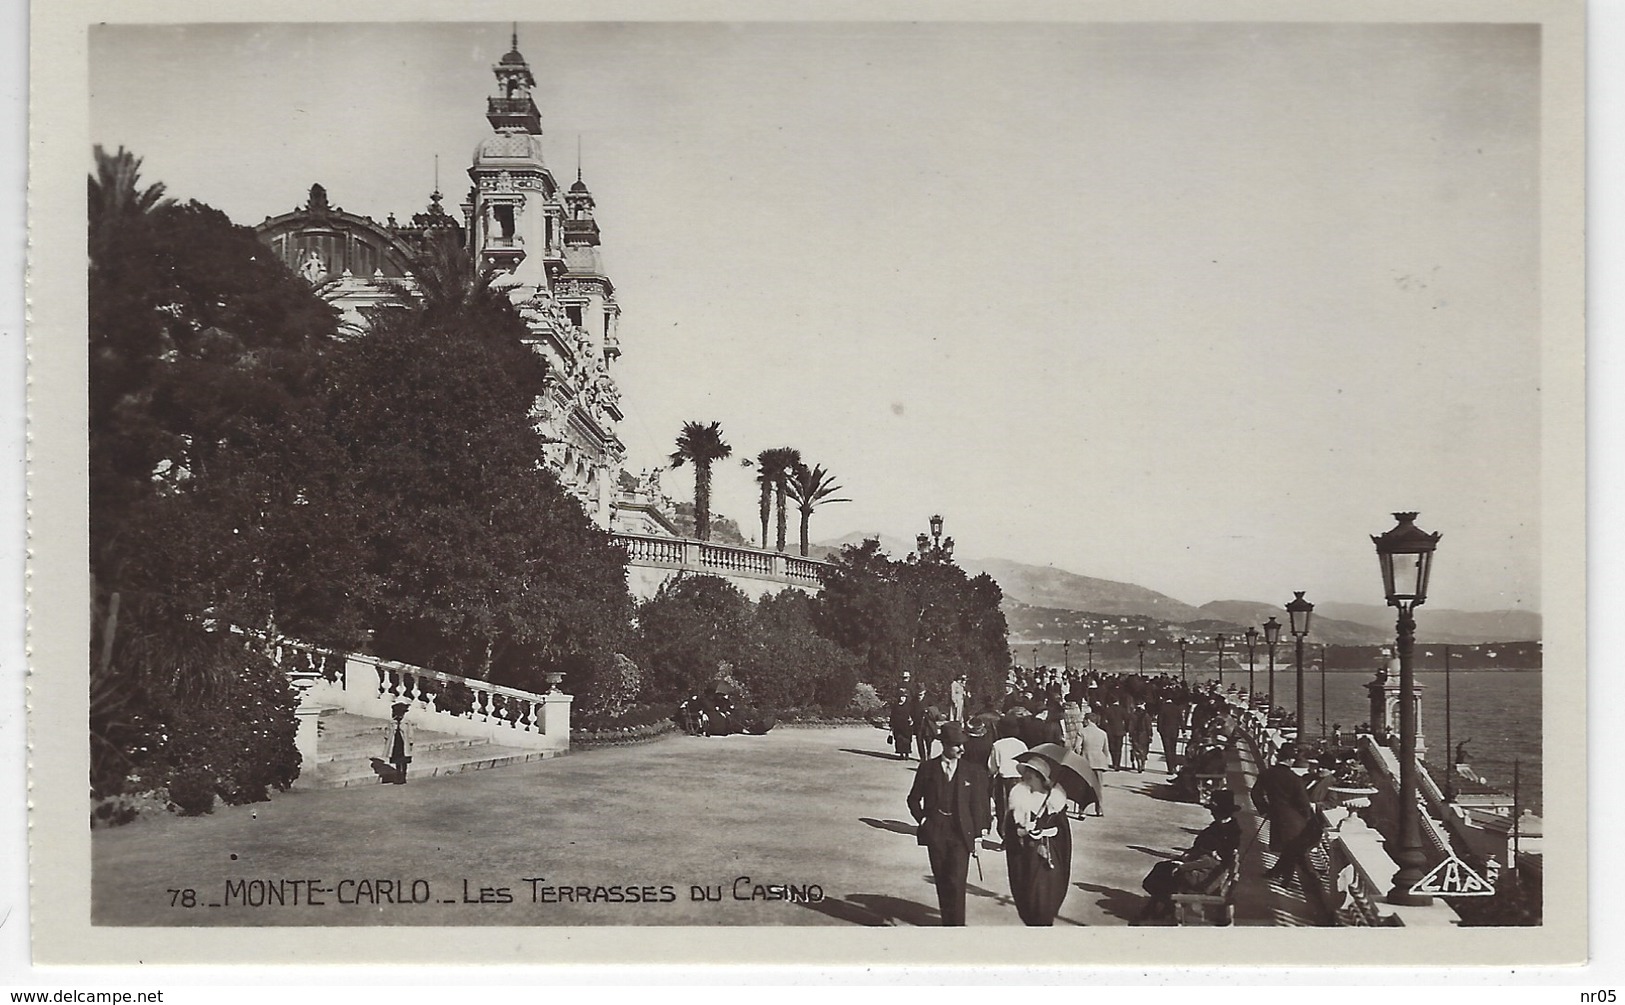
[1200,600,1537,646]
[1309,602,1541,645]
[1199,601,1391,646]
[958,557,1207,622]
[812,530,922,561]
[811,535,1538,645]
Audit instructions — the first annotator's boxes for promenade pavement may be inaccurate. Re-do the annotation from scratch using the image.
[91,723,1321,927]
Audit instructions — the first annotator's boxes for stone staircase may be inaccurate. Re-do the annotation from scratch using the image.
[309,710,553,788]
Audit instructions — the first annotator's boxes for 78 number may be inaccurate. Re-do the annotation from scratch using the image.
[167,888,200,908]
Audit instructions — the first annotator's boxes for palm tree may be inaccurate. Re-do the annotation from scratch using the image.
[785,462,850,557]
[745,451,775,549]
[669,421,732,541]
[88,144,171,232]
[389,228,506,324]
[752,446,801,552]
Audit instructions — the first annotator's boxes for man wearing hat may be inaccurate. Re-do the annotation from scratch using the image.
[1250,742,1319,885]
[1137,788,1243,923]
[382,702,416,784]
[950,674,968,723]
[907,721,992,925]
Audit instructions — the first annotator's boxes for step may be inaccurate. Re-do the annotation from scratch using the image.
[306,710,562,788]
[312,732,492,763]
[311,744,558,788]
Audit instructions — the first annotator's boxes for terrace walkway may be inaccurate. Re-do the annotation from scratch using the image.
[91,724,1321,928]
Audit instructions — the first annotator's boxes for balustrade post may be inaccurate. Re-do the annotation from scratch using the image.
[538,691,573,746]
[287,670,323,788]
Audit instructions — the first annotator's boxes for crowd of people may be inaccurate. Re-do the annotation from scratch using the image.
[894,666,1327,926]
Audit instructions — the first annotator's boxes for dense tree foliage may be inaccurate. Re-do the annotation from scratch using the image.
[634,576,757,702]
[633,576,859,712]
[748,590,860,710]
[90,150,347,807]
[817,539,1010,705]
[325,305,631,690]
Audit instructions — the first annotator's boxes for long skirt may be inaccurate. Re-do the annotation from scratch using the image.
[1004,816,1073,926]
[1130,733,1152,764]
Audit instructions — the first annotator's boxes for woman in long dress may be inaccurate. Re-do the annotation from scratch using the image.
[1004,759,1073,926]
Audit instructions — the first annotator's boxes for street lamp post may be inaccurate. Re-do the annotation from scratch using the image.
[1064,638,1071,674]
[1086,634,1094,674]
[1444,645,1455,802]
[1214,633,1226,692]
[1286,592,1314,747]
[915,514,956,565]
[1177,637,1188,686]
[1137,639,1146,675]
[1244,626,1259,710]
[1319,644,1328,743]
[1263,617,1281,720]
[1373,511,1442,906]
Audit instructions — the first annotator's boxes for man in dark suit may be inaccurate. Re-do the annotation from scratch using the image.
[1250,742,1320,886]
[1156,697,1186,775]
[1099,698,1129,770]
[907,722,992,926]
[908,686,936,761]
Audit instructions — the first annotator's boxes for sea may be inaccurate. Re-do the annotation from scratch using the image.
[1220,668,1543,814]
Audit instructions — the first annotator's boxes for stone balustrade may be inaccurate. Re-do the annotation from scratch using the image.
[1225,694,1457,927]
[613,532,834,592]
[273,639,570,759]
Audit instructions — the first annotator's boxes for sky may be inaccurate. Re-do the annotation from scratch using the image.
[88,20,1544,613]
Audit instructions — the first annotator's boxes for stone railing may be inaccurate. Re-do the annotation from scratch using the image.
[1227,699,1456,927]
[614,532,833,589]
[272,639,570,757]
[1317,808,1399,926]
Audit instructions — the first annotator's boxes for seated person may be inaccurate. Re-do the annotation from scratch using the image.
[1137,789,1243,923]
[1174,741,1229,801]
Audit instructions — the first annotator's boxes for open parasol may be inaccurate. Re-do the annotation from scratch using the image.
[1016,742,1101,809]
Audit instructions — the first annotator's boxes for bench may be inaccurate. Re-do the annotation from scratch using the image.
[1171,857,1240,926]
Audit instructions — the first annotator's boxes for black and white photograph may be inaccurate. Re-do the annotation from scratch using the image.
[22,1,1590,970]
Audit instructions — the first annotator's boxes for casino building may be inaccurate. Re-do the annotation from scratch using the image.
[255,31,638,531]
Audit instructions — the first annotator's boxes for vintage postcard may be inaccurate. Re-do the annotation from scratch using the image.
[26,0,1587,968]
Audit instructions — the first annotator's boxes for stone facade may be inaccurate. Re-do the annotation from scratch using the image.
[253,31,632,528]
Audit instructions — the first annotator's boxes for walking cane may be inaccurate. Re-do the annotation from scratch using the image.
[1240,816,1269,861]
[972,840,984,882]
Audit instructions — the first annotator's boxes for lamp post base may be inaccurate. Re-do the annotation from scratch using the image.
[1384,878,1436,904]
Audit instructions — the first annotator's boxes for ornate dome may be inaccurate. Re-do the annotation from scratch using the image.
[499,49,527,66]
[472,131,547,167]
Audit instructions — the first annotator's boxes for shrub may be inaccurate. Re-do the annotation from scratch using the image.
[850,682,885,716]
[90,612,302,809]
[575,702,676,733]
[166,768,218,816]
[575,653,643,719]
[91,797,140,828]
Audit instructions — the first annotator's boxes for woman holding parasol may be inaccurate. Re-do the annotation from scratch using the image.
[1005,743,1100,925]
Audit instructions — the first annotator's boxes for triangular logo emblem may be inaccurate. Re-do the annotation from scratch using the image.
[1410,856,1497,897]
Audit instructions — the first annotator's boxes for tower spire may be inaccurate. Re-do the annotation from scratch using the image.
[488,27,541,133]
[577,134,583,183]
